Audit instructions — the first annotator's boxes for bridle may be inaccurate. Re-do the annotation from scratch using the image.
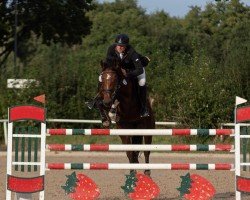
[101,70,121,103]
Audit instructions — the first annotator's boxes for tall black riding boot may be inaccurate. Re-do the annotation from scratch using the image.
[85,82,102,110]
[139,85,150,117]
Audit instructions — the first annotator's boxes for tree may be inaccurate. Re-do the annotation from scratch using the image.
[0,0,94,67]
[1,0,249,130]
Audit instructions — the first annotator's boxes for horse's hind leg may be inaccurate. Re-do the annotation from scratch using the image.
[132,136,143,164]
[144,136,152,176]
[119,136,133,162]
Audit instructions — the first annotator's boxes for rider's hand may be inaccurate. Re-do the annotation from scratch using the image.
[121,68,127,77]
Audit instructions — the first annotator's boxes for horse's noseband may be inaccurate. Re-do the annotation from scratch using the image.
[102,88,113,94]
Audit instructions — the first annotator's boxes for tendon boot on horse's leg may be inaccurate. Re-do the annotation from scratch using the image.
[85,82,102,110]
[100,109,110,128]
[139,85,149,117]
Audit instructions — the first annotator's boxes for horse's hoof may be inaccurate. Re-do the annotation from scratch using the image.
[144,170,151,177]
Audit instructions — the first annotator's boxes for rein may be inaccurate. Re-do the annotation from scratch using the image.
[101,70,122,103]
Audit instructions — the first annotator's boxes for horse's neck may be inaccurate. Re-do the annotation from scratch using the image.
[120,79,138,100]
[117,80,140,117]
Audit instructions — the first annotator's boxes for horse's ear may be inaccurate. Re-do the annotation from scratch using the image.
[100,60,105,70]
[100,60,103,67]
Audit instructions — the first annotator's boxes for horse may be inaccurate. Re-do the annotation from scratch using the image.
[98,60,155,176]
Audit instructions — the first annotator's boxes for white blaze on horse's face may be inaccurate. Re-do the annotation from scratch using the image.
[106,74,111,80]
[101,69,118,106]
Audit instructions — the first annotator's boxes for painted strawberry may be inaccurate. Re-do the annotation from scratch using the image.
[62,172,100,200]
[177,173,216,200]
[121,171,160,200]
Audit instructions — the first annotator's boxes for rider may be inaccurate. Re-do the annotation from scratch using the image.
[87,34,149,118]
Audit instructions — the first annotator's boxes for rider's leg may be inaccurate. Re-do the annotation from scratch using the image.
[137,68,149,117]
[85,75,102,109]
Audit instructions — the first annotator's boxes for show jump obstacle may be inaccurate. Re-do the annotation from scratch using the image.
[6,101,250,200]
[6,106,46,200]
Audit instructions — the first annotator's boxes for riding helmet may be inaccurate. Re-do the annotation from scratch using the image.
[115,34,129,46]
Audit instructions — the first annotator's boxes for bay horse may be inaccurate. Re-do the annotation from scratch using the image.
[98,60,155,176]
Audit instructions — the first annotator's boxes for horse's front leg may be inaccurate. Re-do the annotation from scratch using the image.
[144,136,152,177]
[96,102,111,128]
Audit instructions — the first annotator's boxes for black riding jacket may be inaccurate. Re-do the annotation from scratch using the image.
[106,44,144,78]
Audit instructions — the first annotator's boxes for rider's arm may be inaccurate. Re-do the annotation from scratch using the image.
[126,53,143,78]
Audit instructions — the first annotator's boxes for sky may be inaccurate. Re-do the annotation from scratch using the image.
[99,0,250,17]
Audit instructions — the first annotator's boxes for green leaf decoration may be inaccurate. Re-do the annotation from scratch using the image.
[177,173,193,197]
[61,171,79,194]
[121,171,138,195]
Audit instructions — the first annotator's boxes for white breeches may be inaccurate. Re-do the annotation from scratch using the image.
[137,68,146,86]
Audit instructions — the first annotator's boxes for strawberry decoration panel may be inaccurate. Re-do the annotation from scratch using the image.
[121,171,160,200]
[61,172,100,200]
[178,173,216,200]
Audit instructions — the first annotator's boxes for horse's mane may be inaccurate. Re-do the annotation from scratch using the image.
[101,58,123,77]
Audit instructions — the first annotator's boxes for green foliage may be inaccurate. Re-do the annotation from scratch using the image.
[61,172,79,194]
[0,0,250,144]
[170,54,233,128]
[177,173,193,197]
[0,0,94,67]
[121,171,137,195]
